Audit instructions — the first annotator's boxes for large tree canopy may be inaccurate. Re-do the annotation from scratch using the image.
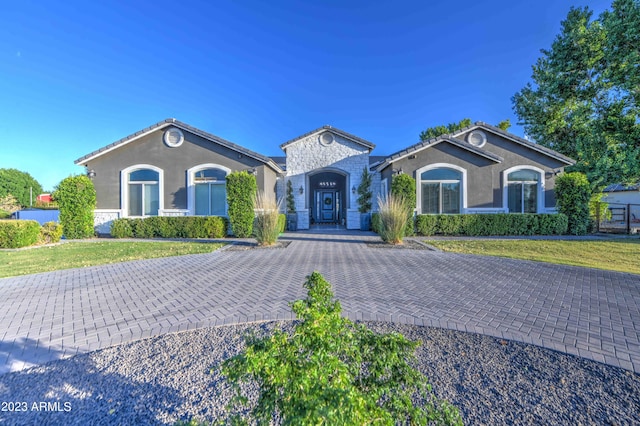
[512,0,640,190]
[419,118,511,141]
[0,168,43,208]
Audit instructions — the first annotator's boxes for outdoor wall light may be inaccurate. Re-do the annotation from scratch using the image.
[352,185,356,194]
[392,168,403,175]
[87,169,96,179]
[299,186,304,194]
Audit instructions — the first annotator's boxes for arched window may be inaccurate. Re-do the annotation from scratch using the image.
[506,168,541,213]
[187,165,230,216]
[419,167,463,214]
[126,167,161,216]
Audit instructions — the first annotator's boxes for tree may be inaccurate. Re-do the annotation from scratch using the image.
[0,168,43,208]
[391,173,416,236]
[356,166,372,213]
[419,118,511,141]
[512,0,640,191]
[53,175,96,239]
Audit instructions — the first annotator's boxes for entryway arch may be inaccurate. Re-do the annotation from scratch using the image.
[307,169,349,225]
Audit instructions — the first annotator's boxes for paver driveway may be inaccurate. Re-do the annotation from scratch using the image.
[1,231,639,375]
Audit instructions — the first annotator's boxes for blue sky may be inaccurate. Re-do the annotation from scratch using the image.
[1,0,612,191]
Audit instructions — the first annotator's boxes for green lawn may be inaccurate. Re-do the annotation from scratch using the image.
[0,241,225,278]
[425,239,640,275]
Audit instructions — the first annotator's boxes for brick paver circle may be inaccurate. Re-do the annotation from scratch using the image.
[0,231,639,375]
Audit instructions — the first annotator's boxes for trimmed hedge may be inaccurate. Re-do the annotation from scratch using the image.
[110,216,228,239]
[226,171,257,238]
[0,220,41,248]
[53,175,96,239]
[414,213,568,236]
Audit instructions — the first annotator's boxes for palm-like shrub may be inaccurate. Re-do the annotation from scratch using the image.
[253,190,281,246]
[377,194,409,244]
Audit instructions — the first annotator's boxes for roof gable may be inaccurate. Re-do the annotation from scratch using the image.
[280,125,375,151]
[75,119,284,174]
[375,135,503,172]
[452,122,575,166]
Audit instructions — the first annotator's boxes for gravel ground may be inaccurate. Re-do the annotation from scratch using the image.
[1,321,639,425]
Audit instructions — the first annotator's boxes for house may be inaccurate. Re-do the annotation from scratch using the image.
[75,119,575,233]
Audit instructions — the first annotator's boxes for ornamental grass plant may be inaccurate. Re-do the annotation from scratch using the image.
[377,194,409,245]
[253,190,281,246]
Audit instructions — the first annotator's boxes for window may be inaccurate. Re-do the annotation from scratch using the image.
[506,169,540,213]
[194,168,227,216]
[128,168,160,216]
[420,168,462,214]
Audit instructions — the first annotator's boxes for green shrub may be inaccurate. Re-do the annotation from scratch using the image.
[413,213,568,236]
[286,180,296,214]
[220,272,462,425]
[253,191,281,246]
[110,216,228,239]
[39,221,63,244]
[110,219,133,238]
[377,195,409,244]
[391,174,416,236]
[0,220,41,248]
[371,212,382,233]
[277,213,286,233]
[226,171,257,238]
[555,172,591,235]
[0,210,11,219]
[53,175,96,239]
[356,166,372,213]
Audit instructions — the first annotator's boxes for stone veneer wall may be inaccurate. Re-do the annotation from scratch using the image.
[284,131,370,229]
[93,209,121,235]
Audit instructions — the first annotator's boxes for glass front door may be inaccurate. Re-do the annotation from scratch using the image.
[315,190,339,223]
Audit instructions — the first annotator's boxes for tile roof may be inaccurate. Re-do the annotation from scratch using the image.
[280,125,375,151]
[75,118,284,174]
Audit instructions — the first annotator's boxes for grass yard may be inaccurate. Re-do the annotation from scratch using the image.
[0,241,225,278]
[425,239,640,275]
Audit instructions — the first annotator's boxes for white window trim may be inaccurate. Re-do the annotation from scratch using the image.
[416,163,467,214]
[380,178,388,203]
[187,164,231,216]
[502,165,545,213]
[121,164,164,218]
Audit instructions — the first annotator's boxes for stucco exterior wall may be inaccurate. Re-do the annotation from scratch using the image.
[383,131,568,213]
[84,128,274,213]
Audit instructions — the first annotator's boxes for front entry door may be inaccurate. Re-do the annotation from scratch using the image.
[315,190,339,223]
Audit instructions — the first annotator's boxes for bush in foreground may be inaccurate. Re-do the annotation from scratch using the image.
[218,272,462,425]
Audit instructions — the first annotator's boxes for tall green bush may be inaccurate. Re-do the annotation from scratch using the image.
[391,173,416,236]
[220,272,462,425]
[53,175,96,239]
[226,171,257,238]
[555,172,591,235]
